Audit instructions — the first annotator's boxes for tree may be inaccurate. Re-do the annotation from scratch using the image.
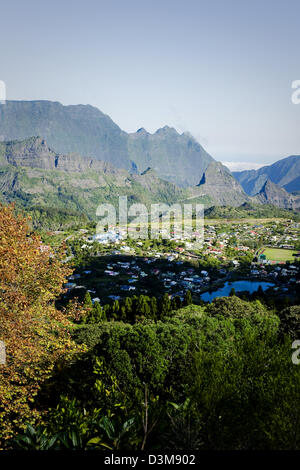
[136,296,151,320]
[206,296,271,320]
[150,297,158,320]
[83,292,93,309]
[174,296,183,310]
[124,297,133,320]
[159,293,171,319]
[279,305,300,340]
[103,304,111,321]
[0,204,82,446]
[183,290,192,306]
[255,285,265,299]
[80,292,93,323]
[119,306,127,322]
[229,287,236,297]
[111,300,120,320]
[90,302,104,323]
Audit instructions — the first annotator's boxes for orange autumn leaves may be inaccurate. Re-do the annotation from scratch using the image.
[0,204,83,445]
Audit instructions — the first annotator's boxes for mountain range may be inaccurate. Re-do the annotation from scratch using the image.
[0,137,212,218]
[253,179,300,210]
[195,161,248,206]
[0,135,254,217]
[0,100,299,217]
[0,100,213,187]
[233,155,300,195]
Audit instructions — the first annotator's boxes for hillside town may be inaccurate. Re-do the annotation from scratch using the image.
[61,217,300,306]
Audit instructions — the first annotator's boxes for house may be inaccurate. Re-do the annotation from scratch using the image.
[121,246,131,252]
[232,260,240,267]
[68,274,81,280]
[108,295,121,301]
[251,270,259,276]
[64,282,76,289]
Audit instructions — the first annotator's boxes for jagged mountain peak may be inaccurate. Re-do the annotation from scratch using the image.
[260,178,274,191]
[0,100,214,187]
[254,178,300,210]
[155,125,179,135]
[197,161,232,186]
[233,155,300,195]
[0,136,190,218]
[136,127,148,134]
[195,161,248,207]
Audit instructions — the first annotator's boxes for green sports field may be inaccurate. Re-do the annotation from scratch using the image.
[263,248,297,262]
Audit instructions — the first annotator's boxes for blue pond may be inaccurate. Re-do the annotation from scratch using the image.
[200,280,275,303]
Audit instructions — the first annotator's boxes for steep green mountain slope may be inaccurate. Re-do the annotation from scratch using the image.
[127,126,213,186]
[3,137,296,227]
[0,100,214,187]
[0,137,211,223]
[189,161,249,207]
[205,202,300,219]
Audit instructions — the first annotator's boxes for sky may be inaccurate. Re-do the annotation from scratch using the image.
[0,0,300,170]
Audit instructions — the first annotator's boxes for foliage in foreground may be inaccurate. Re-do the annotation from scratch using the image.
[1,205,300,450]
[21,297,300,451]
[0,204,83,445]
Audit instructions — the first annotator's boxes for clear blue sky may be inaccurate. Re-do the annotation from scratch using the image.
[1,0,300,169]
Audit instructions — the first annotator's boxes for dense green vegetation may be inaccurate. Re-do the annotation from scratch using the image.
[28,206,90,230]
[80,291,192,324]
[11,296,300,451]
[205,202,300,220]
[2,204,300,452]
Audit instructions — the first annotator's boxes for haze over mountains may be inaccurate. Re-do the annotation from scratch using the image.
[0,134,253,211]
[254,179,300,210]
[0,100,213,187]
[0,100,299,214]
[0,137,197,217]
[233,155,300,195]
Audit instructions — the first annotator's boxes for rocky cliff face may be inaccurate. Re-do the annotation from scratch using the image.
[127,127,213,186]
[0,137,198,217]
[194,161,249,206]
[0,137,126,175]
[0,100,214,187]
[0,101,130,170]
[254,179,300,210]
[2,137,296,214]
